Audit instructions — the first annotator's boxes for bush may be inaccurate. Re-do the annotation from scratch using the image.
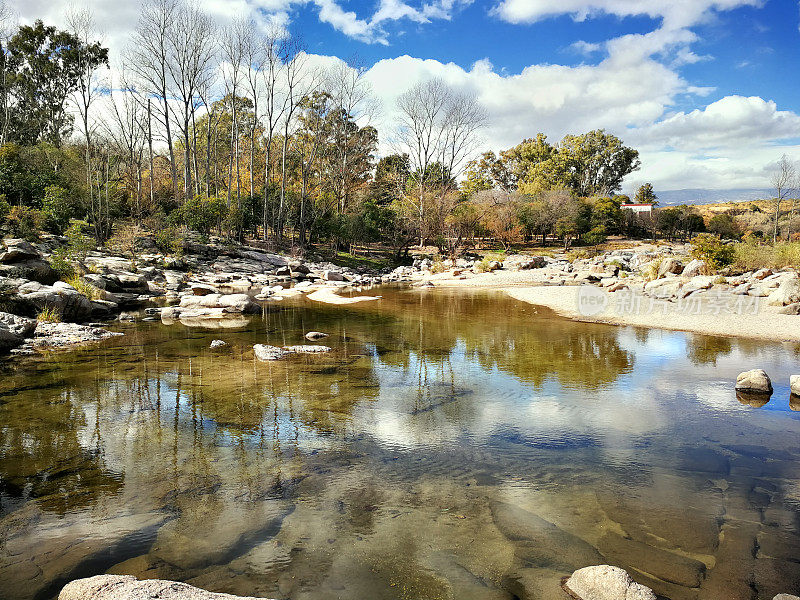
[0,194,9,225]
[65,275,103,300]
[154,225,187,256]
[583,225,607,248]
[170,195,228,236]
[474,257,494,273]
[6,206,44,240]
[49,248,75,279]
[430,259,447,274]
[707,213,742,240]
[733,240,800,271]
[690,233,735,270]
[42,185,80,234]
[37,305,61,323]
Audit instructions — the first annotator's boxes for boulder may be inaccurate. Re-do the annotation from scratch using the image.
[754,268,774,280]
[644,278,682,299]
[735,369,773,394]
[790,375,800,396]
[210,339,226,349]
[0,258,59,284]
[563,565,656,600]
[29,322,122,350]
[191,283,219,296]
[305,331,329,340]
[0,311,36,337]
[0,238,40,263]
[779,303,800,315]
[768,279,800,306]
[658,257,684,277]
[0,323,24,352]
[681,259,707,278]
[16,283,94,322]
[179,293,260,314]
[774,595,800,600]
[289,261,311,275]
[254,344,290,361]
[322,269,345,281]
[503,255,546,271]
[58,575,272,600]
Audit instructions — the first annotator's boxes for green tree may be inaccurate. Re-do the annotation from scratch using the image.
[707,212,742,240]
[558,130,640,197]
[42,184,81,234]
[5,20,108,146]
[635,183,658,205]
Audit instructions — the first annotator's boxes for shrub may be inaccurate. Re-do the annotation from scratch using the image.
[49,248,76,279]
[37,305,61,323]
[65,275,103,300]
[170,195,228,235]
[733,240,800,271]
[690,233,735,270]
[642,257,663,282]
[474,257,493,273]
[430,259,447,274]
[0,194,9,225]
[64,220,94,262]
[707,213,742,240]
[107,222,145,269]
[154,225,187,256]
[42,185,80,234]
[6,206,44,240]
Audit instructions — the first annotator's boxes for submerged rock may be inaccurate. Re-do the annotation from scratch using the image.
[735,369,773,394]
[282,345,331,353]
[58,575,273,600]
[563,565,656,600]
[253,344,290,361]
[305,331,329,340]
[210,339,226,349]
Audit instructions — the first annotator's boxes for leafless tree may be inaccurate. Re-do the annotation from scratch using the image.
[771,154,796,242]
[67,8,109,239]
[326,60,379,214]
[221,19,247,210]
[259,25,289,240]
[240,20,264,202]
[395,78,486,245]
[0,0,16,146]
[129,0,180,200]
[167,1,215,200]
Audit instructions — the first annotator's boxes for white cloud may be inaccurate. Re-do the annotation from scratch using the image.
[491,0,764,30]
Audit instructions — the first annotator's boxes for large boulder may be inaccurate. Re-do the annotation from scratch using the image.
[681,259,707,278]
[735,369,773,394]
[644,277,682,299]
[0,258,59,284]
[657,257,684,278]
[0,311,36,337]
[768,278,800,306]
[179,293,260,314]
[322,269,346,281]
[16,282,94,322]
[503,254,546,271]
[0,238,40,263]
[58,575,272,600]
[790,375,800,396]
[563,565,656,600]
[254,344,291,361]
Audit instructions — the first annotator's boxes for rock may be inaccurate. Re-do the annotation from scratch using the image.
[305,331,329,340]
[503,255,546,271]
[58,575,272,600]
[322,270,345,281]
[0,238,40,263]
[607,282,628,292]
[26,322,123,351]
[210,339,226,349]
[643,278,682,299]
[191,283,219,295]
[0,258,60,284]
[735,369,773,394]
[0,311,36,337]
[768,279,800,306]
[658,257,683,277]
[16,282,95,322]
[254,344,291,361]
[790,376,800,396]
[754,268,774,280]
[779,303,800,315]
[0,323,24,352]
[774,595,800,600]
[289,260,310,275]
[563,565,656,600]
[283,345,331,353]
[179,293,260,314]
[681,259,707,278]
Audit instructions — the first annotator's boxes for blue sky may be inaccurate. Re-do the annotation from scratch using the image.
[12,0,800,191]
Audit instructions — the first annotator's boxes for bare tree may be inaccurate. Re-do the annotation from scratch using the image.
[259,25,288,240]
[0,0,16,146]
[241,20,264,202]
[129,0,180,200]
[221,19,247,211]
[67,8,109,239]
[395,78,485,246]
[771,154,796,242]
[167,1,215,200]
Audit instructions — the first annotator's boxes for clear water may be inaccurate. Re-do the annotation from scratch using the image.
[1,287,800,600]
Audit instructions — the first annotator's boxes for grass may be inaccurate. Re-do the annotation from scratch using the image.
[473,257,494,273]
[65,275,104,300]
[332,251,391,271]
[37,306,61,323]
[641,257,663,282]
[733,241,800,272]
[430,260,448,274]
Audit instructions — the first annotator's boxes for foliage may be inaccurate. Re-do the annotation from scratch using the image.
[107,222,145,268]
[154,225,187,256]
[474,257,494,273]
[635,183,658,205]
[42,185,81,234]
[6,205,44,240]
[583,225,607,248]
[0,194,9,224]
[169,195,228,236]
[64,220,95,262]
[707,212,742,240]
[690,233,735,270]
[733,240,800,271]
[65,275,104,300]
[49,249,75,279]
[641,258,663,282]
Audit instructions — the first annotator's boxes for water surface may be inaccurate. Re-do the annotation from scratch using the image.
[1,288,800,600]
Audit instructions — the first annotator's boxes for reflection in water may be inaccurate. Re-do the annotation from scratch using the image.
[1,288,800,600]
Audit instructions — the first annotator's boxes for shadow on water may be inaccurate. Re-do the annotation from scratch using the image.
[1,287,800,600]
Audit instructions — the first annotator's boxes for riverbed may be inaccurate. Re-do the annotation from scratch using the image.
[1,287,799,600]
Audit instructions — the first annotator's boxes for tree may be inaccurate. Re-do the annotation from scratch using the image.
[5,19,108,146]
[635,183,658,205]
[707,212,742,240]
[558,130,640,196]
[770,154,796,242]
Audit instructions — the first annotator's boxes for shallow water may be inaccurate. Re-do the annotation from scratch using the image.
[1,287,800,600]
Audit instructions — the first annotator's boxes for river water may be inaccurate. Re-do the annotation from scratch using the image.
[1,287,799,600]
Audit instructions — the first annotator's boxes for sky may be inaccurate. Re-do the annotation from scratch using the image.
[8,0,800,193]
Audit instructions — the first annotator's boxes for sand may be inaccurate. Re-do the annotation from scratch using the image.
[411,271,800,342]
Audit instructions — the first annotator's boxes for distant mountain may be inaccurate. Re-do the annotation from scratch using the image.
[632,188,774,206]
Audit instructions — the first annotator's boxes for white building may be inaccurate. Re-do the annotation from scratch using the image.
[620,203,654,214]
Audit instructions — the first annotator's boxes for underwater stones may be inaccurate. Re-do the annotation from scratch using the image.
[58,575,273,600]
[489,501,604,571]
[677,447,730,475]
[282,345,331,354]
[596,532,706,588]
[563,565,656,600]
[210,339,226,349]
[736,369,773,394]
[254,344,290,361]
[305,331,329,341]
